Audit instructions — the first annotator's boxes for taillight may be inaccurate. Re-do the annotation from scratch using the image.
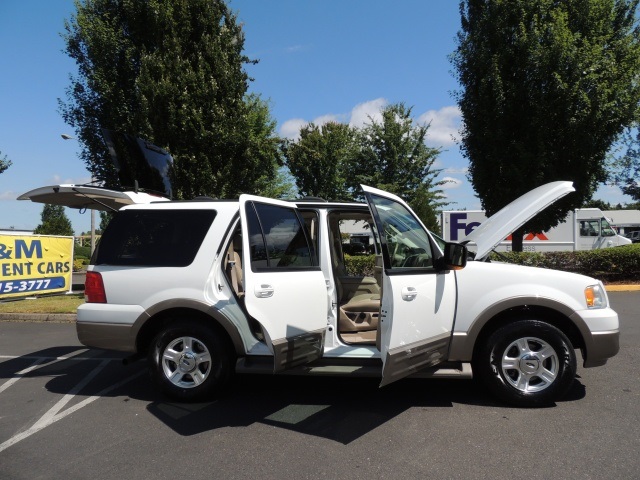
[84,271,107,303]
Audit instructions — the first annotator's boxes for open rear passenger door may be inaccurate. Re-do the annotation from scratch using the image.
[239,195,328,372]
[362,186,459,387]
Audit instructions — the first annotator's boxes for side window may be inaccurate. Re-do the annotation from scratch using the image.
[95,209,216,267]
[580,220,600,237]
[246,202,316,270]
[368,194,434,269]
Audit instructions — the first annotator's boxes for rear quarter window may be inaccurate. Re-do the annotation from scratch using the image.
[95,209,216,267]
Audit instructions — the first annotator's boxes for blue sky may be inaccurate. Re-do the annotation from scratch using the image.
[0,0,633,235]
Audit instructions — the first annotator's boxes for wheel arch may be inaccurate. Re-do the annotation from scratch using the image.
[133,299,245,357]
[449,296,587,363]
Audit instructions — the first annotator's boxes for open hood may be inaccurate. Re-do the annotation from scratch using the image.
[17,184,170,212]
[463,181,575,260]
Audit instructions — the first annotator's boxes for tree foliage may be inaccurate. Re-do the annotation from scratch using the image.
[613,127,640,201]
[349,103,447,232]
[60,0,280,199]
[282,122,358,201]
[451,0,640,250]
[34,205,75,236]
[0,150,11,175]
[284,104,448,230]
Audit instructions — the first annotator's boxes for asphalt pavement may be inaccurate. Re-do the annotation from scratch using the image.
[0,292,638,480]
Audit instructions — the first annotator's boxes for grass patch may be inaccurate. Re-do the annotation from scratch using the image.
[0,294,85,314]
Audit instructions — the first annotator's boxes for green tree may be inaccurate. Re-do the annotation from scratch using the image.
[34,205,75,236]
[0,150,11,175]
[61,0,280,199]
[613,127,640,201]
[349,103,447,231]
[451,0,640,251]
[282,122,358,201]
[582,198,613,210]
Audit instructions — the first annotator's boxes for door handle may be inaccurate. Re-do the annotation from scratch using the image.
[401,286,417,301]
[255,284,274,298]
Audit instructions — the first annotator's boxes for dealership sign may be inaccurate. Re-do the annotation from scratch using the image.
[0,235,74,299]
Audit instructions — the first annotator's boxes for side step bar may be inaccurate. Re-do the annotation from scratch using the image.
[235,357,473,380]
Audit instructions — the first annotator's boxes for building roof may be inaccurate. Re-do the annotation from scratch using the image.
[604,210,640,226]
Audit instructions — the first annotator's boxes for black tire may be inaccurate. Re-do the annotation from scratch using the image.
[474,320,577,407]
[148,321,234,402]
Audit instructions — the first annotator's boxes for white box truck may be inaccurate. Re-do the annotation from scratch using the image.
[442,208,631,253]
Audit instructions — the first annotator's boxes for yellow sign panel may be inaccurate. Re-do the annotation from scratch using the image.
[0,235,74,299]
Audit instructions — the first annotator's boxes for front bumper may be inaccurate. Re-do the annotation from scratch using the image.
[570,307,620,368]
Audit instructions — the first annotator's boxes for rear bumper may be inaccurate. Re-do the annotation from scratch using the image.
[76,322,137,352]
[76,303,145,352]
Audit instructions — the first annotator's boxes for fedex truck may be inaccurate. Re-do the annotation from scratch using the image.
[441,208,631,253]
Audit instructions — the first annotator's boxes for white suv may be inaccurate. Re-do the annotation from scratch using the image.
[20,181,620,406]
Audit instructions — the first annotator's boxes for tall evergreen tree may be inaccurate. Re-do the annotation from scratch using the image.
[451,0,640,250]
[60,0,280,199]
[34,205,75,236]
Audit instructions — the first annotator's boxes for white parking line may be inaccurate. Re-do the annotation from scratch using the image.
[0,354,146,453]
[31,358,110,430]
[0,357,47,395]
[0,349,89,394]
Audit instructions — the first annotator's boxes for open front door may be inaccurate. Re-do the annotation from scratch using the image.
[239,195,328,372]
[362,186,458,387]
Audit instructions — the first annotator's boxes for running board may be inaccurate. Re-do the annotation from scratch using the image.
[235,357,472,380]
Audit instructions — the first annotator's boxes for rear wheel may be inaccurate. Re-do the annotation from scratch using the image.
[475,320,576,407]
[148,321,234,401]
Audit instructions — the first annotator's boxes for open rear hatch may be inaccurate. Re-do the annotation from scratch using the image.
[18,130,173,211]
[17,184,169,212]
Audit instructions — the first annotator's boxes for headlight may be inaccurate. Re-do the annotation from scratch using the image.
[585,284,607,309]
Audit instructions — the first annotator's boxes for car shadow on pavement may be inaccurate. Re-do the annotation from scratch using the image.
[143,373,585,444]
[2,350,587,445]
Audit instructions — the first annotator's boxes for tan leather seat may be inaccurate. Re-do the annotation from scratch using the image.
[225,234,244,297]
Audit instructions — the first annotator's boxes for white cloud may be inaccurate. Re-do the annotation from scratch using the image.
[0,191,16,201]
[313,114,344,126]
[279,100,460,148]
[280,118,308,140]
[418,106,461,147]
[441,176,463,189]
[443,167,468,175]
[349,98,387,129]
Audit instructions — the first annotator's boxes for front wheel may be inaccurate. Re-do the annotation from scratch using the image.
[474,320,577,407]
[148,321,234,402]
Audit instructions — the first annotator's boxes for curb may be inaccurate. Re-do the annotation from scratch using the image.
[0,313,76,323]
[604,285,640,292]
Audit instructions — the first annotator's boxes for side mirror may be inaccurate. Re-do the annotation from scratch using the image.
[437,242,467,271]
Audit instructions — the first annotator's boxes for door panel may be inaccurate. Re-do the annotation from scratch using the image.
[362,185,457,387]
[239,195,328,372]
[379,273,457,386]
